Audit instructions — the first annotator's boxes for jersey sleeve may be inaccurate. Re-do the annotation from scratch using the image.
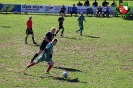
[45,32,51,38]
[46,43,51,49]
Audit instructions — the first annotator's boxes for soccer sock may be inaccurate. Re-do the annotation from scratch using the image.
[56,30,59,34]
[31,53,38,61]
[27,62,36,68]
[61,30,64,35]
[32,37,35,42]
[46,65,53,72]
[25,37,27,42]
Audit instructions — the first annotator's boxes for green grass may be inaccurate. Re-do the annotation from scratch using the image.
[0,0,133,88]
[0,13,133,88]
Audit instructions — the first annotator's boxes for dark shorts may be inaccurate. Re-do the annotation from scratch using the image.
[59,23,64,29]
[26,28,33,34]
[39,40,49,51]
[59,26,64,29]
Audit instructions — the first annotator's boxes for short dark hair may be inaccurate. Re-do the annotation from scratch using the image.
[53,39,58,42]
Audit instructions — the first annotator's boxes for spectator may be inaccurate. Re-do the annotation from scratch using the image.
[111,0,116,7]
[77,1,83,6]
[92,0,98,7]
[60,5,66,15]
[71,4,77,16]
[60,8,65,15]
[102,0,109,7]
[96,6,102,17]
[84,0,90,6]
[102,5,109,17]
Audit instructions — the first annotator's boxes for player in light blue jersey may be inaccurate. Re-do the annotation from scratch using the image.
[24,39,58,74]
[76,12,86,36]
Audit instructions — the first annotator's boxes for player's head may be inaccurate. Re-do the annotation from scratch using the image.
[50,27,56,34]
[80,12,83,16]
[29,15,32,20]
[52,39,58,45]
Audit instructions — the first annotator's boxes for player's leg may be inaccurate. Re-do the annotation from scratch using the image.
[79,24,83,36]
[60,27,64,37]
[46,61,54,73]
[30,41,47,63]
[55,28,61,35]
[76,23,81,33]
[25,34,29,44]
[30,28,36,44]
[75,11,77,16]
[24,55,45,74]
[71,11,73,16]
[31,33,36,44]
[30,50,42,63]
[80,28,83,36]
[25,29,29,44]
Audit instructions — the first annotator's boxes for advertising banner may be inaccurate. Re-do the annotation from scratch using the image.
[0,4,21,12]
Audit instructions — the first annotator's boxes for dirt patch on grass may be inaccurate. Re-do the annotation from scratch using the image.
[0,42,12,49]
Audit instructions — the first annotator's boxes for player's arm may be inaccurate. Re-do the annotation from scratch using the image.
[26,21,30,29]
[83,17,86,22]
[44,36,51,43]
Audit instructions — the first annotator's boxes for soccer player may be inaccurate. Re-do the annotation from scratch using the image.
[24,39,58,74]
[55,13,65,37]
[76,12,86,36]
[30,27,56,63]
[25,15,36,44]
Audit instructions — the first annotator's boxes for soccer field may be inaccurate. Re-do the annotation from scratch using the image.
[0,0,133,88]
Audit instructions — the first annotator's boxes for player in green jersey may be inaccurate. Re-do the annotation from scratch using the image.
[76,12,86,36]
[24,39,58,74]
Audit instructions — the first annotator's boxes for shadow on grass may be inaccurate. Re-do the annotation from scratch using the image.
[83,35,100,38]
[0,26,11,28]
[53,66,82,72]
[53,77,79,82]
[63,36,77,40]
[40,76,87,83]
[122,16,133,20]
[24,72,86,83]
[28,43,41,47]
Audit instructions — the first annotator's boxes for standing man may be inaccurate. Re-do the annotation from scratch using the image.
[55,13,65,37]
[76,12,86,36]
[70,4,77,17]
[24,39,58,74]
[25,15,36,44]
[30,27,56,63]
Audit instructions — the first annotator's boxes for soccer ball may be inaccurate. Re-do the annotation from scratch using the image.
[62,72,68,78]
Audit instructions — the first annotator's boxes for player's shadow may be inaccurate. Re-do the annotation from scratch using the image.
[83,35,100,38]
[53,66,82,72]
[63,36,77,40]
[0,26,11,28]
[52,77,87,83]
[28,43,41,47]
[122,16,133,20]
